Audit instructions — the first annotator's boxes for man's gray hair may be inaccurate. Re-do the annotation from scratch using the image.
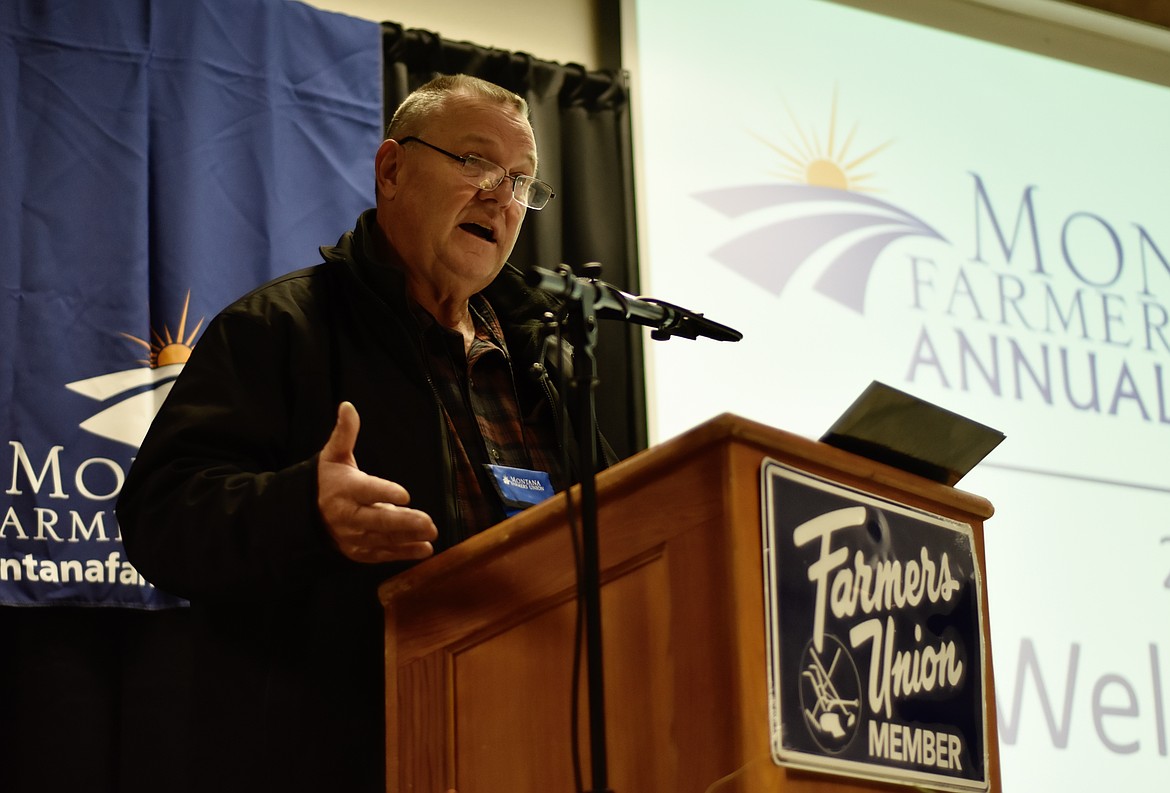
[386,74,529,139]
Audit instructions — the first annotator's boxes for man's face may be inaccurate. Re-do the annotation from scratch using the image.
[375,95,537,303]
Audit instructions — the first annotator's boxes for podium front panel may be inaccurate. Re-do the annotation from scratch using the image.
[379,414,1000,793]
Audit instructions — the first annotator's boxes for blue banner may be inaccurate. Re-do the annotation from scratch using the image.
[0,0,382,607]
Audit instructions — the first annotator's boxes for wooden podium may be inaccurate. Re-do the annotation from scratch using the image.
[378,414,1001,793]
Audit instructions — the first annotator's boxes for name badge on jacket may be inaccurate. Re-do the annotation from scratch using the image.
[485,464,555,517]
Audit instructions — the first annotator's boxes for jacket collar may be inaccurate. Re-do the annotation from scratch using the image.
[321,209,559,339]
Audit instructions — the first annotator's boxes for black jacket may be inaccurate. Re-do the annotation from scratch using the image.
[117,209,606,793]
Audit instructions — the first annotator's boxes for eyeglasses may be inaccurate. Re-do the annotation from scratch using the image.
[396,136,556,210]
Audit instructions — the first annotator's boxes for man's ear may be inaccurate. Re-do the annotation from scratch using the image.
[374,138,402,200]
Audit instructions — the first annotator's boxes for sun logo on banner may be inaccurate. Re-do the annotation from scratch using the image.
[119,291,204,368]
[694,88,947,314]
[65,291,204,449]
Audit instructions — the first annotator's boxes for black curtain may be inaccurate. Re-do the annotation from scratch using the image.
[382,23,647,460]
[0,607,194,792]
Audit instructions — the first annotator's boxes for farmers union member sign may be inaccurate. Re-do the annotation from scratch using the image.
[760,460,989,791]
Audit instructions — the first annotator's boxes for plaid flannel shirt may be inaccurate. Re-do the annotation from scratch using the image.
[417,294,564,539]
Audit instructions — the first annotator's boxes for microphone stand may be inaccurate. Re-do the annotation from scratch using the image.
[527,264,740,793]
[564,281,612,793]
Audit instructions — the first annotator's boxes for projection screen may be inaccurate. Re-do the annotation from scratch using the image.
[626,0,1170,790]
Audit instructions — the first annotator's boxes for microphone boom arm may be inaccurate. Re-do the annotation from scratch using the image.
[524,264,743,342]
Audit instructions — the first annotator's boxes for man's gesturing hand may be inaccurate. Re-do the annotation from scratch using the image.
[317,401,438,563]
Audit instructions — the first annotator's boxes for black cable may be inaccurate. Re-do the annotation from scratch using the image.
[546,308,586,793]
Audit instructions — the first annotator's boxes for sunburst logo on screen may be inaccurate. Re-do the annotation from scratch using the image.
[760,88,891,193]
[695,88,947,314]
[65,291,205,448]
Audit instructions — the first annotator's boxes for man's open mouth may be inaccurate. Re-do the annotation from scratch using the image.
[460,222,496,243]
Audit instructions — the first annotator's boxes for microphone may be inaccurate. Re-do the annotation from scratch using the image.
[524,264,743,342]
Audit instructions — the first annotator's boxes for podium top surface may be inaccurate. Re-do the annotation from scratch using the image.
[676,413,995,514]
[378,413,995,605]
